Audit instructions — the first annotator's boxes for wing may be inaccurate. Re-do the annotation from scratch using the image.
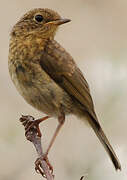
[40,40,99,126]
[39,40,121,170]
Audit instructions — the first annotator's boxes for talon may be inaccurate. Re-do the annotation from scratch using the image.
[19,115,50,138]
[35,158,46,178]
[34,155,53,177]
[43,155,53,173]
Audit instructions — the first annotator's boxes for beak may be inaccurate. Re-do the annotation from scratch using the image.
[46,18,71,26]
[54,18,71,25]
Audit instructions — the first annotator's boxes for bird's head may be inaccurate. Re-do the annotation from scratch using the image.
[11,8,71,40]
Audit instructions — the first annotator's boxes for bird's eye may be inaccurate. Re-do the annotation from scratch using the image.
[34,14,44,23]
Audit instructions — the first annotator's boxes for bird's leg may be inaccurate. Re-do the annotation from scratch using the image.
[20,115,50,137]
[45,111,65,156]
[35,110,65,174]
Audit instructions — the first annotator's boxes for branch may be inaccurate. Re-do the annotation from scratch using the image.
[80,176,84,180]
[19,115,86,180]
[20,115,54,180]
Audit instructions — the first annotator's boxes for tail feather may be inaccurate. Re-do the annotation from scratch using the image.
[88,114,121,170]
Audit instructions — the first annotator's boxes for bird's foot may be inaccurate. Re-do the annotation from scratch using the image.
[35,154,53,178]
[20,115,50,138]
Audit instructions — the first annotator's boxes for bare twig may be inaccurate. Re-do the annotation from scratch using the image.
[80,176,84,180]
[20,115,54,180]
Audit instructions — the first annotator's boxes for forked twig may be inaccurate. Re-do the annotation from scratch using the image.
[20,115,54,180]
[19,115,86,180]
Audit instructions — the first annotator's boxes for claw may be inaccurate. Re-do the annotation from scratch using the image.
[35,158,46,177]
[34,155,53,178]
[43,155,53,173]
[19,115,50,138]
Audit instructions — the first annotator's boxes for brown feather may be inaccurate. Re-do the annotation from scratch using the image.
[40,39,121,170]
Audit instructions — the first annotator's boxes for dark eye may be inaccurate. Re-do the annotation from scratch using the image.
[34,14,44,22]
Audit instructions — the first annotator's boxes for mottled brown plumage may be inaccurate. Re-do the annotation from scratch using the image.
[8,8,121,170]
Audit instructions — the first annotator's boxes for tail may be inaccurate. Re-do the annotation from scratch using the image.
[87,113,121,170]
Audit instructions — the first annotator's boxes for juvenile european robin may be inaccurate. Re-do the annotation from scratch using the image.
[8,8,121,170]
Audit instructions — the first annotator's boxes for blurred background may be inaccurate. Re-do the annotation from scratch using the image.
[0,0,127,179]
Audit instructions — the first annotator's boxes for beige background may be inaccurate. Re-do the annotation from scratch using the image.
[0,0,127,179]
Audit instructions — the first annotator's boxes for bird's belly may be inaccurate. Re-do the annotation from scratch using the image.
[9,62,74,116]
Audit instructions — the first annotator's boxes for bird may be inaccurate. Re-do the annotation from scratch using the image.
[8,8,121,171]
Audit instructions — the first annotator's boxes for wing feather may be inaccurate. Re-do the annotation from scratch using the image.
[40,40,98,123]
[39,40,121,170]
